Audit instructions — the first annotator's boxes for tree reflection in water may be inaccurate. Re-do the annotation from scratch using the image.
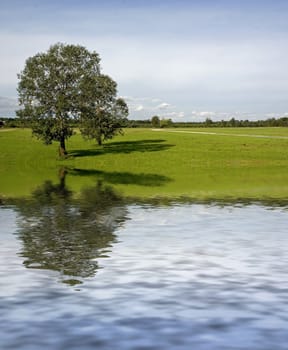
[14,169,128,286]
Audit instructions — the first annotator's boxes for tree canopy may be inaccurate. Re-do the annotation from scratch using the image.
[151,115,160,128]
[79,74,129,145]
[17,43,128,156]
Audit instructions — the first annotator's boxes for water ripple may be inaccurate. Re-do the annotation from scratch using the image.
[1,203,288,349]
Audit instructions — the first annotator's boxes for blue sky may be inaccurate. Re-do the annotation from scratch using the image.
[1,0,288,120]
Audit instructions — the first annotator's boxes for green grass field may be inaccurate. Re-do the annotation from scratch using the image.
[1,127,288,201]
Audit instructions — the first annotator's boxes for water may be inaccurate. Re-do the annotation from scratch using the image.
[1,190,288,349]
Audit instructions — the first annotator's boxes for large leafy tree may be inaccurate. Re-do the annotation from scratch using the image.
[17,43,101,156]
[17,43,128,155]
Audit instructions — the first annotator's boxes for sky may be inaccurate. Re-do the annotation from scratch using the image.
[1,0,288,121]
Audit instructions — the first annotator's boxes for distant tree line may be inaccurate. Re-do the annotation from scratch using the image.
[125,116,288,128]
[2,115,288,130]
[0,117,22,128]
[196,117,288,128]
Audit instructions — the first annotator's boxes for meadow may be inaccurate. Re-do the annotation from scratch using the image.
[1,127,288,201]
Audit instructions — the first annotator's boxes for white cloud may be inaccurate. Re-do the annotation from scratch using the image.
[123,94,288,122]
[163,111,185,119]
[134,105,144,112]
[198,111,216,118]
[157,102,171,110]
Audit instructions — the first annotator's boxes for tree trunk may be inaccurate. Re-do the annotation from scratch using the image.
[58,167,67,192]
[59,137,67,157]
[97,134,102,146]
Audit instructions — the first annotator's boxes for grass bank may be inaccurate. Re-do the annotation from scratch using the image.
[1,127,288,201]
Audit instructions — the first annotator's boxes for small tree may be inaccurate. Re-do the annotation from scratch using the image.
[205,118,213,127]
[151,115,160,128]
[80,74,128,146]
[160,118,173,128]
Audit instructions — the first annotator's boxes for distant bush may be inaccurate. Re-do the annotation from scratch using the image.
[160,118,173,128]
[0,118,22,128]
[151,115,160,128]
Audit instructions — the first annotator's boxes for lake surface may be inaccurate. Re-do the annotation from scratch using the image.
[1,192,288,349]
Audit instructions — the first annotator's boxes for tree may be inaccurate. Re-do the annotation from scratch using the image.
[17,43,101,156]
[160,118,173,128]
[205,117,213,127]
[79,74,128,146]
[17,43,127,156]
[151,115,160,128]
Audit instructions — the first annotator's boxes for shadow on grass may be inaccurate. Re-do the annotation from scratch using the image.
[69,139,174,158]
[68,167,172,187]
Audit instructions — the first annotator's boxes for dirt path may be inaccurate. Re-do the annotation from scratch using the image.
[0,128,17,132]
[152,129,288,140]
